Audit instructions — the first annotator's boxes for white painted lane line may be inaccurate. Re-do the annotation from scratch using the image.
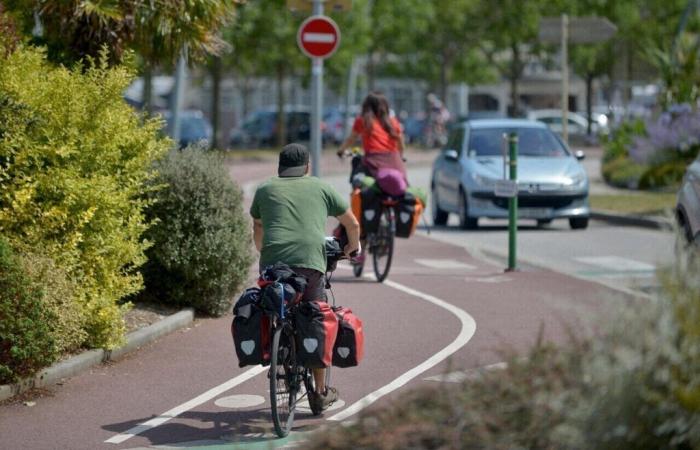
[105,365,267,444]
[575,256,655,272]
[328,278,477,422]
[414,258,476,270]
[423,362,507,383]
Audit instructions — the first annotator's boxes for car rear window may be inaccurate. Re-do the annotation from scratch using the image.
[468,127,568,157]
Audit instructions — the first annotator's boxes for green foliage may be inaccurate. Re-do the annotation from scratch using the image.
[602,119,648,188]
[140,148,253,316]
[639,160,689,189]
[307,249,700,449]
[0,47,170,349]
[602,156,649,189]
[20,253,86,357]
[4,0,237,66]
[0,238,57,384]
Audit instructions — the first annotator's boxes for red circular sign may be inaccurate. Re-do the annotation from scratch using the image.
[297,15,340,59]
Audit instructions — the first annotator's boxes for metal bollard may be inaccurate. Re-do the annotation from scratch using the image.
[507,133,518,272]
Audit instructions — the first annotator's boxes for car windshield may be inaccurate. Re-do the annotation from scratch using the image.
[468,127,568,157]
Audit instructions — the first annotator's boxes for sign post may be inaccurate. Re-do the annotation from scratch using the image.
[538,16,617,145]
[297,4,341,177]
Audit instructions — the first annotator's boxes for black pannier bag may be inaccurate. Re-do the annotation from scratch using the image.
[260,281,297,318]
[360,187,382,234]
[231,288,270,367]
[394,191,421,238]
[260,262,308,294]
[295,300,338,368]
[332,306,365,368]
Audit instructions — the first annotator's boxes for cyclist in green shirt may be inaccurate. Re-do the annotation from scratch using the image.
[250,143,361,412]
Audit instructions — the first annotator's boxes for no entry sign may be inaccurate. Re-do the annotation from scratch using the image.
[297,15,340,59]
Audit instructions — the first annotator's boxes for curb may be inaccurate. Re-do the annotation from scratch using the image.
[0,308,195,403]
[590,210,674,231]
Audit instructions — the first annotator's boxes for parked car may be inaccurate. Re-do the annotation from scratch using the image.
[322,106,358,145]
[677,154,700,245]
[401,116,427,145]
[431,119,590,230]
[162,109,213,149]
[527,109,606,144]
[229,107,310,148]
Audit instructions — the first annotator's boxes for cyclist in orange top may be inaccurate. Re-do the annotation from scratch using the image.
[337,92,407,185]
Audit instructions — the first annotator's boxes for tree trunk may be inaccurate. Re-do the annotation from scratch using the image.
[586,74,594,136]
[276,65,286,148]
[509,43,520,117]
[366,50,375,91]
[439,54,450,107]
[143,63,153,116]
[210,57,222,150]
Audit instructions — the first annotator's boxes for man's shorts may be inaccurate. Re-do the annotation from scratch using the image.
[291,267,326,302]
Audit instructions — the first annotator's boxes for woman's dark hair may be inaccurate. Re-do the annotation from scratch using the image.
[361,92,398,139]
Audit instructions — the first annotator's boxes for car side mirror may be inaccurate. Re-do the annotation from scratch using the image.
[574,150,585,161]
[444,149,459,161]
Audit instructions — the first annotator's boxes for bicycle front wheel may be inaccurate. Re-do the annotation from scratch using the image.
[372,209,394,283]
[270,325,298,438]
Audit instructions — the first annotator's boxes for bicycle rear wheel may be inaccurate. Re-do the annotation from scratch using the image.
[270,325,298,438]
[372,210,394,283]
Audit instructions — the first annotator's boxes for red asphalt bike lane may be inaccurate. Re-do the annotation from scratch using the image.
[0,155,626,449]
[0,232,622,450]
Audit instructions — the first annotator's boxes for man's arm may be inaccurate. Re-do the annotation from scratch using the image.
[253,219,263,252]
[337,208,361,255]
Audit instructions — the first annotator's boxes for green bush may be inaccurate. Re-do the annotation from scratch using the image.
[140,148,254,316]
[602,156,648,189]
[639,160,689,189]
[0,47,170,348]
[602,118,646,164]
[0,239,57,384]
[20,253,86,356]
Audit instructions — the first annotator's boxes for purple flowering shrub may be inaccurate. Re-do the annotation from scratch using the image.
[630,104,700,165]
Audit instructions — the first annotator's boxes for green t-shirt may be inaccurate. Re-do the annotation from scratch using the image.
[250,176,349,274]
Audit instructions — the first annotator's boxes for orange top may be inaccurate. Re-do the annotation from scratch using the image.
[352,116,402,153]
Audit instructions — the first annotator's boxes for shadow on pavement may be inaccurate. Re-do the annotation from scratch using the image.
[103,408,318,447]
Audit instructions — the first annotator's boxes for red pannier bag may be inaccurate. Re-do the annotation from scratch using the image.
[231,288,271,367]
[295,300,338,368]
[332,306,364,368]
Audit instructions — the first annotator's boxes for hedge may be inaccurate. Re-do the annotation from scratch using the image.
[0,47,170,349]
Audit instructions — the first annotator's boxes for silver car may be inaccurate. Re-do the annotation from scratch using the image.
[431,119,590,230]
[677,155,700,244]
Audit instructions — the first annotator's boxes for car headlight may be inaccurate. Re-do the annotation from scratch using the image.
[471,173,499,188]
[563,172,586,189]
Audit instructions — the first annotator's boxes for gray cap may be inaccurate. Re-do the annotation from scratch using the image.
[278,143,310,177]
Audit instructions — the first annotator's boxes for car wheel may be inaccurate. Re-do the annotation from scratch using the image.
[537,219,552,228]
[431,185,448,226]
[458,189,478,230]
[569,217,589,230]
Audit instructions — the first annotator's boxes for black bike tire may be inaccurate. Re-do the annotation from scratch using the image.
[352,260,364,277]
[373,211,394,283]
[270,325,296,438]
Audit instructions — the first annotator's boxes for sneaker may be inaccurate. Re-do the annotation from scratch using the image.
[352,252,365,265]
[308,387,339,415]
